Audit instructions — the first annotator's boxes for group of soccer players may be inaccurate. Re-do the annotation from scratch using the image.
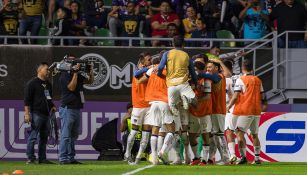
[124,35,268,166]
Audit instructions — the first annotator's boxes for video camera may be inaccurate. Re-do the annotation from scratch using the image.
[49,55,92,76]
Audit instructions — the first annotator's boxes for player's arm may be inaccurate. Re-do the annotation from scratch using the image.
[188,59,198,86]
[120,113,130,132]
[157,52,168,77]
[24,81,34,123]
[261,84,268,112]
[134,67,149,78]
[227,78,243,111]
[198,73,221,83]
[211,59,232,78]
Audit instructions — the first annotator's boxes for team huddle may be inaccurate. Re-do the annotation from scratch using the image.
[124,36,268,166]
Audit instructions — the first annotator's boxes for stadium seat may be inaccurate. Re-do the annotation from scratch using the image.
[216,30,236,47]
[95,28,113,46]
[37,27,49,45]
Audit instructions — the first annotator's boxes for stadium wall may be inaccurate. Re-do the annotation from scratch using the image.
[2,46,305,162]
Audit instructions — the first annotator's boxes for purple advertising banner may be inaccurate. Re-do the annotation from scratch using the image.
[0,100,128,160]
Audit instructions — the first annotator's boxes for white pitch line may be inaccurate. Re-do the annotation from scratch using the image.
[122,165,155,175]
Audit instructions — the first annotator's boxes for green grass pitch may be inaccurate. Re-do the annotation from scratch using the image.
[0,161,307,175]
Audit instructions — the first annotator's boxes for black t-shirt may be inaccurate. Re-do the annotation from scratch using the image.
[0,9,19,35]
[24,77,54,116]
[59,72,85,109]
[270,2,307,40]
[119,14,145,37]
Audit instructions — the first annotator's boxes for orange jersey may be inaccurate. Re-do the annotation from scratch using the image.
[189,78,212,117]
[145,68,168,103]
[131,75,150,108]
[233,75,263,116]
[211,73,226,114]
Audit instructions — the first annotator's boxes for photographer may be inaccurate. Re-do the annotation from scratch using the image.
[58,55,94,165]
[24,62,56,164]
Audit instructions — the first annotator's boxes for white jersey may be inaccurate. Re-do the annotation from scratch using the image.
[226,74,241,104]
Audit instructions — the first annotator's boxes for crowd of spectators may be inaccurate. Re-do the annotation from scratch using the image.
[0,0,306,47]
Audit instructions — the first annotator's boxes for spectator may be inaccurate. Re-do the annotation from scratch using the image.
[0,0,19,44]
[239,0,269,42]
[69,1,87,46]
[182,6,201,39]
[198,0,236,38]
[160,23,178,47]
[119,2,145,46]
[138,0,153,46]
[84,0,109,29]
[151,1,180,46]
[19,0,45,44]
[190,19,210,47]
[48,0,72,27]
[108,0,132,45]
[51,7,71,45]
[270,0,307,48]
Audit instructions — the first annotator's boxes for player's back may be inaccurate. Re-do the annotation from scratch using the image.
[166,49,190,87]
[212,73,226,114]
[233,75,263,116]
[145,68,168,103]
[132,76,150,108]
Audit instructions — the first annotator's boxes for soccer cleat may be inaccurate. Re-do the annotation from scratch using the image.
[182,95,189,110]
[198,161,207,166]
[207,159,214,165]
[190,158,201,166]
[251,160,261,165]
[229,155,238,164]
[237,157,248,165]
[158,152,170,165]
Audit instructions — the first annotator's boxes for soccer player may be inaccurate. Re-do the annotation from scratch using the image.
[227,59,268,164]
[141,56,181,165]
[157,35,198,115]
[125,53,152,164]
[189,61,212,166]
[206,61,229,164]
[221,60,242,164]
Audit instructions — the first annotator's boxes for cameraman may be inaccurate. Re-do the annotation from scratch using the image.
[58,55,94,165]
[24,62,56,164]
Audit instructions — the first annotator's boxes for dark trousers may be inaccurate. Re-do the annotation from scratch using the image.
[26,112,50,161]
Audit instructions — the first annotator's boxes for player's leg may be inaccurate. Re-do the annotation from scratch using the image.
[168,86,180,115]
[180,83,196,110]
[199,116,212,165]
[149,103,162,165]
[125,108,143,161]
[178,106,191,164]
[250,116,261,164]
[159,117,176,165]
[225,112,238,163]
[188,114,201,165]
[236,116,253,164]
[134,108,152,164]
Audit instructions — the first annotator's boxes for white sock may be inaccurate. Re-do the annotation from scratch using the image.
[136,131,150,159]
[125,129,138,158]
[181,132,190,160]
[160,133,174,156]
[254,146,261,161]
[239,147,246,157]
[191,144,199,159]
[228,142,236,157]
[209,136,217,160]
[172,134,181,161]
[202,145,210,162]
[157,135,164,153]
[150,135,158,163]
[218,135,229,160]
